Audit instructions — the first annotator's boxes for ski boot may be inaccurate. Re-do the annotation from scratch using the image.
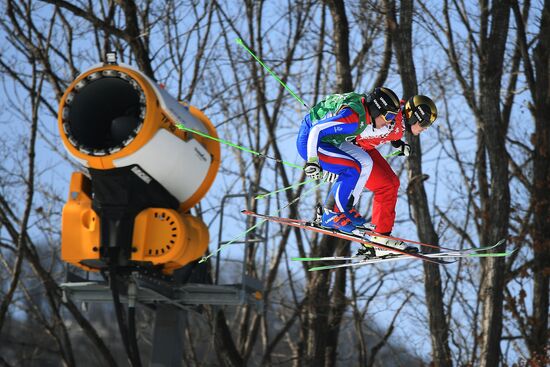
[355,244,376,258]
[321,208,356,234]
[369,234,418,257]
[344,207,368,228]
[313,203,323,225]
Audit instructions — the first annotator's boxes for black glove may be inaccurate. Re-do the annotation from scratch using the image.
[391,140,411,157]
[304,159,322,179]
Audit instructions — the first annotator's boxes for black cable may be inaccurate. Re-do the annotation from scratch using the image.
[127,281,142,367]
[127,307,142,367]
[109,266,140,367]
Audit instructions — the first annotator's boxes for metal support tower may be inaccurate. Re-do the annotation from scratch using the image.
[61,186,269,367]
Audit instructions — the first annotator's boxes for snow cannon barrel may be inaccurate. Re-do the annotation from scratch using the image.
[58,57,220,274]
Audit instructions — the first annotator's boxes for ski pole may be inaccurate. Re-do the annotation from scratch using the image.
[385,150,403,158]
[179,120,400,167]
[179,120,398,199]
[236,38,309,109]
[178,122,322,198]
[256,169,341,200]
[199,180,326,263]
[255,178,316,200]
[254,149,402,199]
[176,123,302,169]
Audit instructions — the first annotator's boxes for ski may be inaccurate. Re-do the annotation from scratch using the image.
[304,249,514,271]
[241,210,454,265]
[293,249,514,271]
[244,210,505,250]
[292,246,509,262]
[242,210,505,254]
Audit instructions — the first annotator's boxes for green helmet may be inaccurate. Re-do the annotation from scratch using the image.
[404,95,438,128]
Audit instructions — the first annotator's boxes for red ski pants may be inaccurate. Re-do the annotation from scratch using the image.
[364,149,400,234]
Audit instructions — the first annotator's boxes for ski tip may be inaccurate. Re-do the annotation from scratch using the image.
[308,266,331,271]
[500,248,517,257]
[198,257,207,264]
[468,247,517,258]
[468,252,511,258]
[474,238,507,252]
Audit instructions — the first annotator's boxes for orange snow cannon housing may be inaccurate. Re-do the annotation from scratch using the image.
[58,58,220,274]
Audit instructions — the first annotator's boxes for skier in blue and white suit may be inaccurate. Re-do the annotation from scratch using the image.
[296,87,401,233]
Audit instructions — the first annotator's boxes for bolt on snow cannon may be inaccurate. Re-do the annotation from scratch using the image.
[58,53,220,274]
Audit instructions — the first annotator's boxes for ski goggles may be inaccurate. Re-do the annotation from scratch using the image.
[409,109,435,128]
[380,110,399,123]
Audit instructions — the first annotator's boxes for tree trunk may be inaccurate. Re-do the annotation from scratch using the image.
[477,2,511,366]
[324,1,353,365]
[325,0,353,92]
[528,0,550,362]
[305,239,333,365]
[388,1,452,365]
[214,309,245,367]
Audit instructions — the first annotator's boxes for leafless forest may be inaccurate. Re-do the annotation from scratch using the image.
[0,0,548,366]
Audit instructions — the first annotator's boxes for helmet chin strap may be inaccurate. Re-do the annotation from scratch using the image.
[405,120,413,133]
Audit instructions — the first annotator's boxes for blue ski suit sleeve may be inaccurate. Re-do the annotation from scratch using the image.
[306,108,360,160]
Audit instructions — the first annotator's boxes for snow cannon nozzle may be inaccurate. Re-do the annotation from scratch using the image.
[62,73,145,155]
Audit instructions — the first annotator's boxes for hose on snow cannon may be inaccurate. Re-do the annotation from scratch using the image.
[58,53,220,274]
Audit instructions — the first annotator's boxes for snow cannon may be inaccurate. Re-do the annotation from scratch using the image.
[58,54,220,274]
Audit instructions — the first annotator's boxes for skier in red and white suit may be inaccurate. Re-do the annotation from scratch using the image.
[354,95,437,255]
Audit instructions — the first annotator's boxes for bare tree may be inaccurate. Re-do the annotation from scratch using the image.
[418,0,530,365]
[460,3,512,366]
[386,0,452,366]
[511,0,550,364]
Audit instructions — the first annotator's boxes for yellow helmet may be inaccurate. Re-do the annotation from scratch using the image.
[404,95,437,128]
